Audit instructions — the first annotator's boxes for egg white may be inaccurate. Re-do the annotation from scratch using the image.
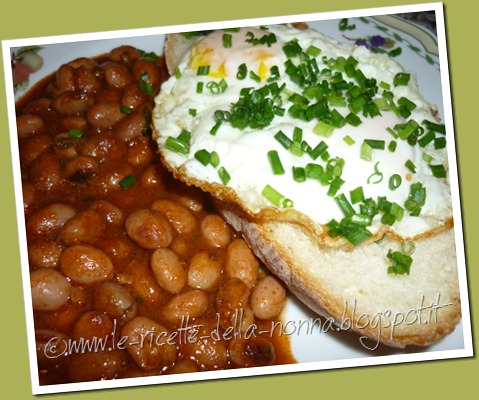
[153,24,452,241]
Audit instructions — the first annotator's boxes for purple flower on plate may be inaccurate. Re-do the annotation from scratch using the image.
[354,39,370,48]
[370,35,386,47]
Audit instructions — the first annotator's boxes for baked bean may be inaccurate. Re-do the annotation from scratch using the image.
[162,289,209,326]
[121,316,177,371]
[74,66,101,93]
[200,214,231,248]
[57,210,105,245]
[51,91,94,115]
[96,87,122,103]
[65,351,127,383]
[125,209,174,250]
[225,239,259,288]
[88,199,124,226]
[187,250,222,292]
[29,152,63,191]
[63,155,99,182]
[169,236,190,259]
[80,133,126,162]
[72,310,115,341]
[95,234,137,269]
[121,81,148,110]
[22,97,52,116]
[35,329,69,368]
[30,268,71,311]
[67,57,98,70]
[52,132,79,159]
[109,45,141,63]
[61,115,88,132]
[20,134,51,166]
[95,162,133,194]
[132,59,161,87]
[215,278,250,330]
[102,61,133,89]
[27,240,63,269]
[127,135,153,167]
[22,182,36,214]
[151,198,197,235]
[180,319,228,371]
[168,359,199,374]
[86,102,125,129]
[26,203,76,240]
[17,113,44,138]
[94,282,138,322]
[229,338,276,367]
[250,275,286,320]
[170,183,206,213]
[120,256,163,304]
[150,248,186,294]
[113,112,147,142]
[60,244,114,285]
[52,64,74,94]
[139,164,167,190]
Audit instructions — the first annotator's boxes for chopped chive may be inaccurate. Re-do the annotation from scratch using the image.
[119,174,136,190]
[68,128,83,139]
[197,65,210,76]
[422,152,433,163]
[343,135,355,146]
[174,68,182,79]
[389,174,402,190]
[434,137,447,149]
[423,120,446,134]
[393,72,411,86]
[327,177,344,197]
[237,63,247,80]
[335,193,355,217]
[292,166,306,182]
[223,33,232,48]
[388,140,397,152]
[293,127,303,143]
[350,186,365,204]
[194,149,211,166]
[289,142,303,157]
[360,142,373,161]
[418,131,435,147]
[379,81,391,90]
[364,139,385,150]
[165,136,190,155]
[309,140,328,160]
[405,159,416,173]
[430,164,447,178]
[305,163,323,179]
[196,81,204,93]
[218,167,231,185]
[210,121,222,136]
[386,127,398,139]
[313,120,334,137]
[267,150,285,175]
[120,106,132,115]
[262,184,293,208]
[210,151,220,167]
[177,129,191,143]
[274,130,293,149]
[306,45,321,57]
[387,249,413,275]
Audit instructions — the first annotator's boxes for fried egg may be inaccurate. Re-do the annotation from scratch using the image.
[153,24,452,244]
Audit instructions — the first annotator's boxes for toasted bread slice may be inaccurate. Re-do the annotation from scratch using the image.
[154,27,462,347]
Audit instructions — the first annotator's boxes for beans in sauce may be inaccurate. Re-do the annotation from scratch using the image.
[16,45,294,385]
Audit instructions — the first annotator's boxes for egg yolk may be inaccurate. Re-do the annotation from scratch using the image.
[189,28,284,80]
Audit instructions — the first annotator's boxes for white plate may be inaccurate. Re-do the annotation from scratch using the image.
[7,11,467,393]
